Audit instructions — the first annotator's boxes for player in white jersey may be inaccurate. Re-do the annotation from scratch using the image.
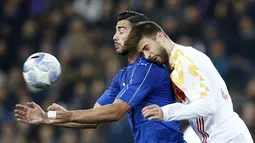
[123,21,253,143]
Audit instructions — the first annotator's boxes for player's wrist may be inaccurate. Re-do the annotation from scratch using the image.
[42,111,56,124]
[42,112,49,124]
[161,106,170,121]
[68,111,75,122]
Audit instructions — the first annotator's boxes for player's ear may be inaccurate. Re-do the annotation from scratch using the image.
[156,32,165,43]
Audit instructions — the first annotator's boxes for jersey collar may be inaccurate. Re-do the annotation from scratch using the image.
[169,44,179,67]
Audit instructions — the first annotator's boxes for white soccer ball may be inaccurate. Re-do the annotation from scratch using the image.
[22,52,61,92]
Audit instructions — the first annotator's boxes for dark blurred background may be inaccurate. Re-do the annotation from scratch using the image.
[0,0,254,142]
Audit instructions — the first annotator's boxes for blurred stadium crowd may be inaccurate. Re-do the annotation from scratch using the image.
[0,0,254,142]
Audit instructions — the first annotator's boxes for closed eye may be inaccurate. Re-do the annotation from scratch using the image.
[116,26,126,34]
[119,30,124,34]
[143,45,149,51]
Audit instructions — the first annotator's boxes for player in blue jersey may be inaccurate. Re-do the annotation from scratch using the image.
[15,11,186,143]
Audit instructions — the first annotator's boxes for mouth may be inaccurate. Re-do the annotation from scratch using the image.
[114,43,121,49]
[153,57,156,62]
[153,57,157,62]
[149,56,157,62]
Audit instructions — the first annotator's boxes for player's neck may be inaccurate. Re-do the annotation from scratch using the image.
[164,40,176,62]
[127,53,140,64]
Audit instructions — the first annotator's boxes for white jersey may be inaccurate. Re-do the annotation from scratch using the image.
[161,44,252,143]
[184,126,201,143]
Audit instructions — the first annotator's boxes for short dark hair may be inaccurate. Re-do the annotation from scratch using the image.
[117,10,150,25]
[124,21,163,50]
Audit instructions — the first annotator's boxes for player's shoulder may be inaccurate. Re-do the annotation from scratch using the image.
[138,56,151,65]
[173,45,208,64]
[178,44,208,58]
[114,67,127,79]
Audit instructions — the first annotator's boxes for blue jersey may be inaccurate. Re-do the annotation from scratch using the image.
[98,56,185,143]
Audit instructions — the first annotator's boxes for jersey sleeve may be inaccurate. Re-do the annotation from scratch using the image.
[116,63,164,108]
[97,73,120,106]
[171,55,212,103]
[161,54,216,121]
[161,95,216,121]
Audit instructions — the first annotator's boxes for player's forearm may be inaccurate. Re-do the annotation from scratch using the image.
[161,96,215,121]
[46,122,98,129]
[42,112,99,129]
[70,104,122,124]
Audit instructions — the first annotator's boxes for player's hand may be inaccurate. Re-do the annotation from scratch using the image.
[46,103,72,124]
[47,110,73,124]
[142,104,164,121]
[47,103,67,112]
[15,102,46,125]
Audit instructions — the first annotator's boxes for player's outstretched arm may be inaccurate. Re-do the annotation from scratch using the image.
[46,99,131,124]
[14,102,99,129]
[143,94,216,121]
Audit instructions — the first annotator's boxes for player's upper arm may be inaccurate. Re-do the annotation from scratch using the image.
[95,97,131,121]
[112,99,131,120]
[171,56,213,102]
[97,72,121,106]
[116,62,166,107]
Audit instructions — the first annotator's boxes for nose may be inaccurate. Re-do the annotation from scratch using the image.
[146,54,152,60]
[113,33,118,41]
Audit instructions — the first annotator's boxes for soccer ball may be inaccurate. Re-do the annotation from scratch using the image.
[22,52,61,92]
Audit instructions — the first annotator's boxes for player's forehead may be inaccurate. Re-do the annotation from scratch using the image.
[138,37,149,51]
[115,20,132,29]
[138,37,156,52]
[139,37,152,46]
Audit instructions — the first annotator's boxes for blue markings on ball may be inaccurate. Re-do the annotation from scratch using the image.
[35,53,45,63]
[49,71,58,83]
[23,64,31,73]
[36,61,50,72]
[28,71,37,83]
[23,53,61,91]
